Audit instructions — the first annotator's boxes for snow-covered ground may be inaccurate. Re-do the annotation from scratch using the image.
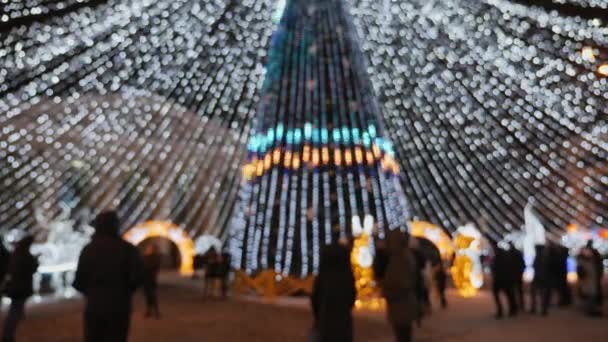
[2,274,607,341]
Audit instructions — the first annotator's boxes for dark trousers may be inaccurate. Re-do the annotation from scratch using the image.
[84,310,130,342]
[493,285,516,316]
[513,277,524,310]
[530,283,550,315]
[2,299,26,342]
[392,322,412,342]
[144,287,159,318]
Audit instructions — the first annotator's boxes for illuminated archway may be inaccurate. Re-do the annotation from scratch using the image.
[409,221,454,261]
[123,221,195,276]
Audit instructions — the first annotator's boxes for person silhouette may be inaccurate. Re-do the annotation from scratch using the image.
[74,210,144,342]
[143,244,161,318]
[2,235,38,342]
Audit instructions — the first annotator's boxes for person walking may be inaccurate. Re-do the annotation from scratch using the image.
[433,263,448,309]
[310,232,356,342]
[143,244,161,318]
[577,243,602,316]
[0,238,9,293]
[379,229,418,342]
[529,245,551,316]
[508,242,525,311]
[73,210,144,342]
[203,247,219,297]
[2,236,39,342]
[584,241,603,307]
[491,242,517,319]
[552,244,571,306]
[219,249,232,298]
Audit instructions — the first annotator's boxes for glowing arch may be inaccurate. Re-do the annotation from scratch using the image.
[123,221,195,276]
[409,221,454,261]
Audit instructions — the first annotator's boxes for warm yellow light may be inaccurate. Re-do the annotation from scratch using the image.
[598,64,608,77]
[284,151,292,168]
[334,148,342,166]
[355,147,363,164]
[581,47,596,63]
[264,154,272,170]
[350,227,384,311]
[409,221,455,261]
[242,163,256,181]
[292,153,301,170]
[273,148,281,165]
[366,151,375,165]
[312,148,320,166]
[303,145,311,163]
[256,159,264,176]
[372,144,381,158]
[123,221,195,276]
[321,147,329,164]
[345,149,353,166]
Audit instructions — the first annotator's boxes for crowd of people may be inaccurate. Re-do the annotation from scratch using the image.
[0,213,605,342]
[490,240,604,320]
[0,211,163,342]
[193,248,232,299]
[311,229,448,342]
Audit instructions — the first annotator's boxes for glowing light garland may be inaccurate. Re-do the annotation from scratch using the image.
[229,0,410,277]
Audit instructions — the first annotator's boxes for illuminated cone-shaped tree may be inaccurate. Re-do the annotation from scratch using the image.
[229,0,410,278]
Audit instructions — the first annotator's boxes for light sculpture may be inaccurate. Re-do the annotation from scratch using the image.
[350,215,384,310]
[450,223,484,297]
[123,220,195,275]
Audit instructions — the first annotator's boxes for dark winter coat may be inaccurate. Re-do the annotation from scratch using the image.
[311,243,356,342]
[509,247,526,280]
[0,242,9,287]
[381,230,418,326]
[492,248,515,289]
[532,246,551,287]
[74,234,144,315]
[4,247,38,299]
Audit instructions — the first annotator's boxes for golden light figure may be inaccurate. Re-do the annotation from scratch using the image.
[409,221,454,261]
[123,220,195,276]
[581,47,596,63]
[350,215,385,311]
[450,224,484,298]
[598,64,608,77]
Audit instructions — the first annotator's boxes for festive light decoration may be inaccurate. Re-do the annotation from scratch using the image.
[0,0,605,292]
[350,215,384,310]
[194,235,223,255]
[123,220,195,275]
[450,224,485,297]
[229,0,410,278]
[349,0,607,237]
[409,221,454,261]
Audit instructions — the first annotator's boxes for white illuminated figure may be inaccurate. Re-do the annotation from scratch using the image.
[194,235,223,255]
[30,204,94,298]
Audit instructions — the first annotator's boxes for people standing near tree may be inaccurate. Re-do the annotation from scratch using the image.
[577,242,602,317]
[219,249,232,299]
[143,244,161,318]
[584,240,604,307]
[434,262,448,309]
[310,231,356,342]
[0,238,9,294]
[378,229,418,342]
[73,210,144,342]
[1,235,39,342]
[529,245,551,316]
[203,247,219,297]
[508,242,525,311]
[551,243,571,307]
[491,241,517,319]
